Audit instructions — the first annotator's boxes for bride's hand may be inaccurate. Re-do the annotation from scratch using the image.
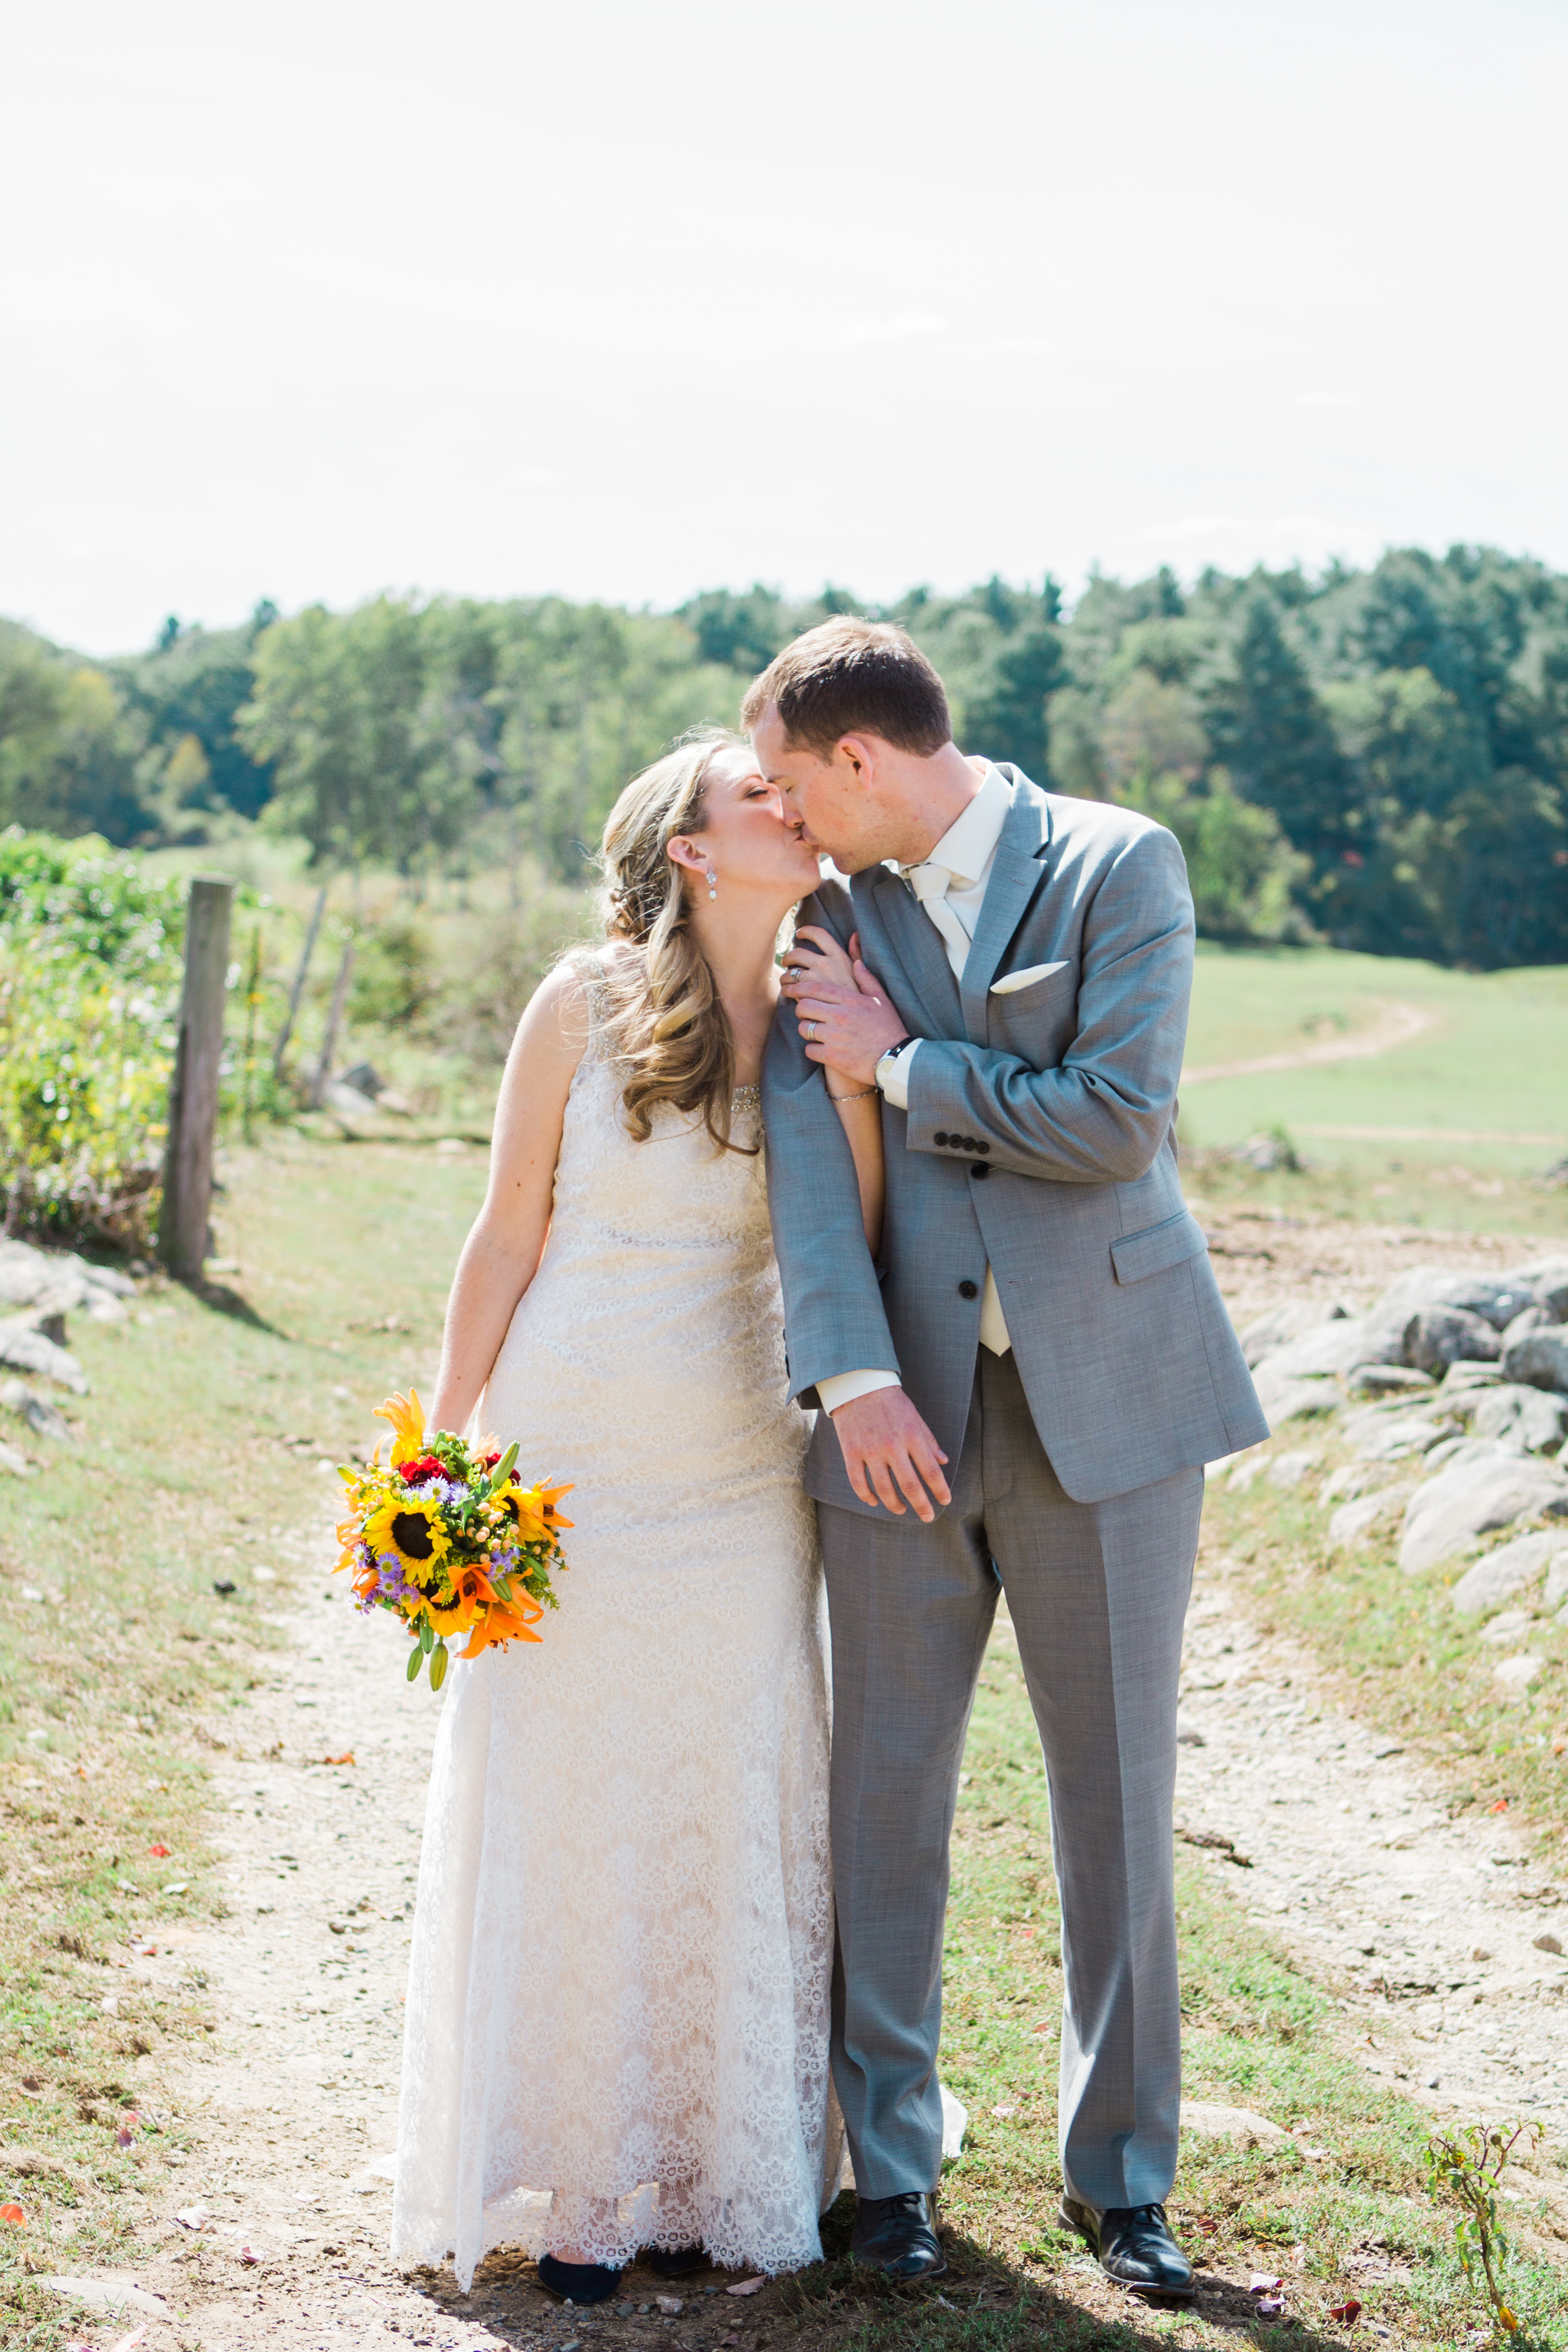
[782,925,869,1000]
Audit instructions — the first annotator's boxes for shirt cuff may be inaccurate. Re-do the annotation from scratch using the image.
[875,1037,921,1110]
[815,1368,903,1416]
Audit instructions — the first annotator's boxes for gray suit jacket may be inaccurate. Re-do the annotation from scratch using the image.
[761,768,1268,1511]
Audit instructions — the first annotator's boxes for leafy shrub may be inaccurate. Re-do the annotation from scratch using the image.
[0,830,184,1247]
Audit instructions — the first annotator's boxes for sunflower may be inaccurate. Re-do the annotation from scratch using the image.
[364,1491,452,1584]
[373,1389,427,1470]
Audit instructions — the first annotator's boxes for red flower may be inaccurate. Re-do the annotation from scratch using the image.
[400,1455,445,1485]
[148,1844,170,1858]
[483,1450,502,1469]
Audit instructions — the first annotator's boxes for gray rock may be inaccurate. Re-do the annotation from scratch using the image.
[1347,1364,1434,1398]
[1238,1298,1351,1369]
[338,1061,386,1098]
[1361,1268,1542,1364]
[0,1436,29,1476]
[1478,1608,1535,1646]
[1328,1488,1412,1551]
[1267,1448,1323,1490]
[1323,1460,1399,1502]
[1254,1318,1374,1383]
[1344,1407,1448,1462]
[0,1320,90,1394]
[1544,1550,1568,1611]
[1494,1653,1541,1697]
[1438,1360,1505,1397]
[324,1080,379,1120]
[0,1378,72,1442]
[1508,1255,1568,1322]
[1406,1308,1503,1373]
[1253,1371,1345,1428]
[1472,1384,1568,1456]
[1426,1436,1521,1477]
[1421,1436,1469,1473]
[1180,2100,1287,2146]
[1449,1530,1567,1616]
[1503,1329,1568,1397]
[1399,1454,1568,1576]
[1502,1306,1549,1349]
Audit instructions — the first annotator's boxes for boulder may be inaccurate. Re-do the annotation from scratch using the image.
[1267,1448,1323,1490]
[1399,1454,1568,1576]
[1360,1268,1541,1364]
[1478,1608,1535,1648]
[1344,1407,1447,1463]
[1472,1385,1568,1456]
[1502,1306,1549,1348]
[1180,2100,1287,2147]
[1323,1460,1399,1503]
[1238,1299,1352,1369]
[323,1080,379,1120]
[1438,1360,1505,1399]
[0,1379,72,1443]
[1252,1371,1345,1427]
[0,1436,29,1476]
[1328,1489,1412,1551]
[1449,1531,1567,1616]
[1544,1551,1568,1611]
[1406,1309,1503,1374]
[1508,1255,1568,1322]
[1503,1330,1568,1397]
[1253,1318,1374,1383]
[1494,1653,1542,1698]
[0,1320,90,1394]
[0,1237,132,1317]
[1347,1365,1434,1399]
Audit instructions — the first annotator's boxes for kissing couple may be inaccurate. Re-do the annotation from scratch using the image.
[388,620,1266,2303]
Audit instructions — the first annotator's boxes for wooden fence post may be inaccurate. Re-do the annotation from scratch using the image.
[159,875,235,1283]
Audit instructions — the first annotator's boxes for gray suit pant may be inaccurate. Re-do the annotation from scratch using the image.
[818,1347,1201,2210]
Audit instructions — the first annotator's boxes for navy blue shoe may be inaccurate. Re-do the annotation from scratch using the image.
[647,2244,705,2277]
[537,2252,623,2305]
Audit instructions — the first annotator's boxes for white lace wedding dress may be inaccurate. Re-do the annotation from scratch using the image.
[391,967,839,2292]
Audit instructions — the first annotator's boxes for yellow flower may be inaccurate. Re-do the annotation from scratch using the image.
[374,1389,426,1470]
[497,1476,575,1544]
[364,1491,451,1585]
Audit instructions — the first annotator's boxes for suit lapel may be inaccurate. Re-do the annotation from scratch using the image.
[852,865,965,1041]
[959,780,1052,1041]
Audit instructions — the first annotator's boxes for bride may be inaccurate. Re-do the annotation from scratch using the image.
[391,730,882,2301]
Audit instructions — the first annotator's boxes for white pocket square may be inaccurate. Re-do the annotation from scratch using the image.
[989,960,1070,996]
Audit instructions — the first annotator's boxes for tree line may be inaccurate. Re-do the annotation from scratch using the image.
[4,544,1567,966]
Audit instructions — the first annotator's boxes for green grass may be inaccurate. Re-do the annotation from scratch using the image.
[1184,946,1568,1182]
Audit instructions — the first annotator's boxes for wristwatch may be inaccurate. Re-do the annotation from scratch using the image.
[874,1036,918,1091]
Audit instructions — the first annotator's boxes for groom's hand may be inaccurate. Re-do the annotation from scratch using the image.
[829,1387,951,1521]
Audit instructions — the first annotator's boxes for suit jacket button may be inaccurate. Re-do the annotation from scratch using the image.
[958,1279,978,1299]
[934,1131,949,1147]
[970,1161,989,1179]
[961,1135,977,1150]
[975,1140,990,1155]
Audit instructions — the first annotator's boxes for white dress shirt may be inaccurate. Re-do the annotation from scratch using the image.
[816,763,1014,1417]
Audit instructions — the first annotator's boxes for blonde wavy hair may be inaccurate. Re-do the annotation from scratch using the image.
[592,728,756,1154]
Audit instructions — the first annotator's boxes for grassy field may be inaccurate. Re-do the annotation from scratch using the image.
[7,1128,1568,2349]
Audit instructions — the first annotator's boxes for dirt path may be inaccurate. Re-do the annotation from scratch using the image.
[1182,999,1436,1085]
[1174,1574,1568,2139]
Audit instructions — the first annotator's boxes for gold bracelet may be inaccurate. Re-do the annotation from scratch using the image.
[826,1085,879,1103]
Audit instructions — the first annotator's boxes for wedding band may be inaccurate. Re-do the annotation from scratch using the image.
[803,1019,818,1041]
[784,966,804,983]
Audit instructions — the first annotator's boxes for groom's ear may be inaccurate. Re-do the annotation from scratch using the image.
[832,733,879,785]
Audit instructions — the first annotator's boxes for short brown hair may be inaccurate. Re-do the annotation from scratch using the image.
[740,618,951,758]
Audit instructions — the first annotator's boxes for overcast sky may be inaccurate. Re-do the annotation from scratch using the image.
[3,0,1564,655]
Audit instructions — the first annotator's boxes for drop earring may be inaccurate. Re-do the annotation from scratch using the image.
[705,868,718,901]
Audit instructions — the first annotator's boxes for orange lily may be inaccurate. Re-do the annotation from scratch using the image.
[426,1559,502,1636]
[505,1477,576,1542]
[374,1389,426,1470]
[457,1587,546,1656]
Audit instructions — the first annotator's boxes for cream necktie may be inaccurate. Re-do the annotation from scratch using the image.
[901,861,1012,1357]
[903,859,974,978]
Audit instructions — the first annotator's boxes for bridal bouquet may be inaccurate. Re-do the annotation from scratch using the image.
[333,1390,573,1689]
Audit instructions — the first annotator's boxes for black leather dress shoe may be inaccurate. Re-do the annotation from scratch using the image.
[536,2252,623,2305]
[850,2191,946,2280]
[647,2244,705,2277]
[1059,2197,1194,2299]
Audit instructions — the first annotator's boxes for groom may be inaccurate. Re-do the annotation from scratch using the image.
[751,621,1266,2295]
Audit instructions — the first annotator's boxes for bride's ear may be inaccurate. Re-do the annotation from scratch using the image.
[666,835,707,877]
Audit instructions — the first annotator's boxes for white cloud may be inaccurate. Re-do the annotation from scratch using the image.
[834,312,950,349]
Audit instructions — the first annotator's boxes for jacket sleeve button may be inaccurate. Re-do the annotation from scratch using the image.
[958,1279,978,1300]
[975,1140,990,1155]
[933,1131,949,1147]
